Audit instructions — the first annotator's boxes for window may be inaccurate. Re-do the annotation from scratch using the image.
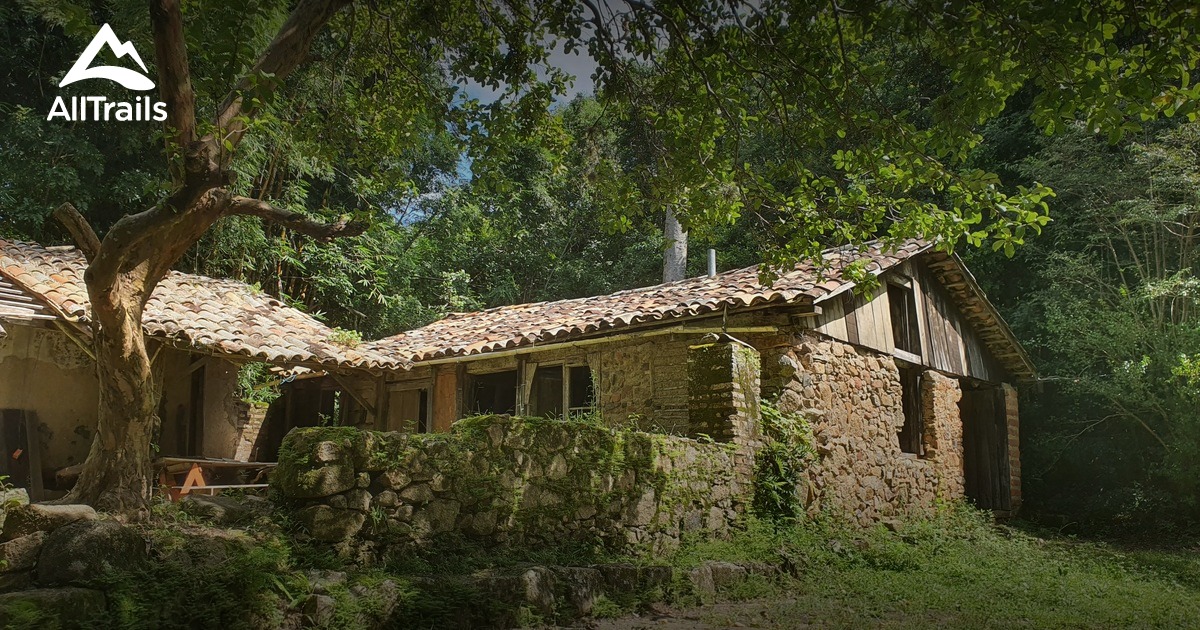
[897,366,924,456]
[568,365,595,417]
[527,364,595,419]
[468,371,517,415]
[530,365,564,418]
[888,281,921,356]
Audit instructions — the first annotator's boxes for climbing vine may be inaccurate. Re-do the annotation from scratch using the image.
[752,400,816,521]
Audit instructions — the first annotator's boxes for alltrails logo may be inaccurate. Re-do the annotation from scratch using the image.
[48,23,167,122]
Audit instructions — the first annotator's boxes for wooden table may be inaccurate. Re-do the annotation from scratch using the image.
[155,457,276,501]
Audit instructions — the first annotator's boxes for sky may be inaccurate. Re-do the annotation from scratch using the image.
[454,39,602,182]
[459,39,600,105]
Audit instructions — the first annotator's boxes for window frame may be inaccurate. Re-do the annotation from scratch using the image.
[887,277,922,358]
[521,361,596,420]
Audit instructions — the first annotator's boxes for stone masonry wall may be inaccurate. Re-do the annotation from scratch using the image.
[596,337,691,433]
[770,332,966,525]
[1001,383,1022,514]
[686,338,762,448]
[273,416,750,554]
[234,404,268,461]
[922,371,964,502]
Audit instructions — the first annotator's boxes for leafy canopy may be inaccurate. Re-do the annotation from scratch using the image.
[7,1,1200,276]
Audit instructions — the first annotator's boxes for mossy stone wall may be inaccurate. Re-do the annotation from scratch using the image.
[273,416,750,554]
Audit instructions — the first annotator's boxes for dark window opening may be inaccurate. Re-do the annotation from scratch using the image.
[418,389,430,432]
[469,371,517,415]
[188,366,205,456]
[530,365,564,418]
[568,365,595,417]
[898,366,924,456]
[888,282,921,355]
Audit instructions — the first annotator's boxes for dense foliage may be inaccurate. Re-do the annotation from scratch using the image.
[966,116,1200,532]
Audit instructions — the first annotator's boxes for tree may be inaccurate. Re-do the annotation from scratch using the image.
[964,119,1200,529]
[8,0,1200,513]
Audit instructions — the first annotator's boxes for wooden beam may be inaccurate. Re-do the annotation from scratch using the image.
[412,324,785,368]
[329,372,375,417]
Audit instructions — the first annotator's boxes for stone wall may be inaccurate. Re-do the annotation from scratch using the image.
[922,371,964,501]
[273,415,750,554]
[1001,383,1022,514]
[770,332,965,525]
[234,404,268,461]
[595,337,691,433]
[686,338,762,448]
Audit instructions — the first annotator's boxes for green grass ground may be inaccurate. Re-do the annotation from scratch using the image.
[11,500,1196,629]
[594,508,1200,629]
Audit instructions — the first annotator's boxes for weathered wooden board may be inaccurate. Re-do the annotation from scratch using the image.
[961,387,1011,511]
[432,368,458,432]
[810,256,1009,382]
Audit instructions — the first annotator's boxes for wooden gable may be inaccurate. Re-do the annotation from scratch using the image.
[812,253,1028,383]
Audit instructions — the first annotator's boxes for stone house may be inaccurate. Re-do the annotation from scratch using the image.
[299,239,1034,521]
[0,239,399,498]
[2,235,1033,523]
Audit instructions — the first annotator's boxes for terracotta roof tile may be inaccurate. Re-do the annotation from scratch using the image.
[0,239,402,370]
[364,240,932,364]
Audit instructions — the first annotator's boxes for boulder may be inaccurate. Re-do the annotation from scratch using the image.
[0,489,29,532]
[301,593,335,626]
[595,563,673,594]
[36,521,148,586]
[0,571,33,593]
[551,566,603,616]
[0,532,45,574]
[687,561,747,596]
[277,463,356,500]
[296,505,365,542]
[305,570,348,594]
[477,566,557,619]
[0,587,107,627]
[1,503,96,541]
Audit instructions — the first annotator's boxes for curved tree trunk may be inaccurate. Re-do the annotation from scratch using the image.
[64,277,161,515]
[51,0,355,516]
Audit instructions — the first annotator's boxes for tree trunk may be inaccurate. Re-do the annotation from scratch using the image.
[63,276,162,515]
[663,207,688,282]
[52,0,353,515]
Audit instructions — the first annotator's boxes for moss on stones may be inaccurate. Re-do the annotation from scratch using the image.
[272,415,749,554]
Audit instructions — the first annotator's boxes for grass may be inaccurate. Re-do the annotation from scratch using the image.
[642,506,1200,629]
[10,498,1198,629]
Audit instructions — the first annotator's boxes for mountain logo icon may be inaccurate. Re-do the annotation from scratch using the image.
[60,23,155,91]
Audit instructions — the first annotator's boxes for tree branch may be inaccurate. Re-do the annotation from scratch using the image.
[229,196,366,241]
[53,203,101,261]
[213,0,353,153]
[150,0,197,181]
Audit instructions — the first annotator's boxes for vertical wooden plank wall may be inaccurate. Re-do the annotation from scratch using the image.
[812,257,1007,383]
[431,367,458,432]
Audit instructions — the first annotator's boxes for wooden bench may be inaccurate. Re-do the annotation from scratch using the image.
[155,457,276,502]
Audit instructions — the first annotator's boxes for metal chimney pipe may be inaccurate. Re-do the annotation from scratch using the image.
[707,249,717,277]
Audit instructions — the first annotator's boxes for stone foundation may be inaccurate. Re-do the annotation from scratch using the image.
[273,416,751,554]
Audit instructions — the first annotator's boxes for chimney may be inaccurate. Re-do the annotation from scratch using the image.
[707,249,717,277]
